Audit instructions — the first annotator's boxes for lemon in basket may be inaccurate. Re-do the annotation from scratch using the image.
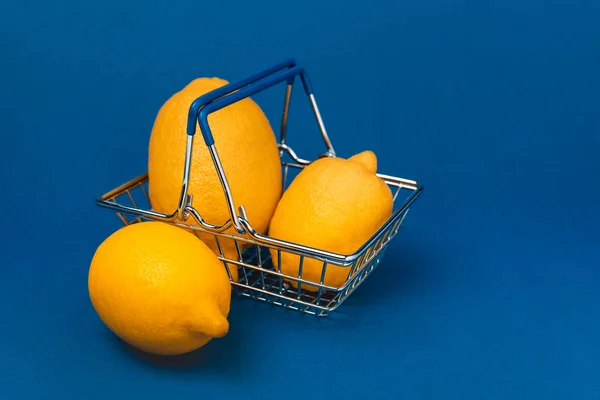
[268,151,393,291]
[147,77,283,282]
[88,221,231,356]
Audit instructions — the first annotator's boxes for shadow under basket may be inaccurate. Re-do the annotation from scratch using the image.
[95,58,423,317]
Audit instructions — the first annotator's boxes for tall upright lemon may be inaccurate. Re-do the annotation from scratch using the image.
[268,151,393,291]
[147,77,283,281]
[88,221,232,356]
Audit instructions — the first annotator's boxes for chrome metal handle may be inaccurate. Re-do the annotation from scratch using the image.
[179,59,335,234]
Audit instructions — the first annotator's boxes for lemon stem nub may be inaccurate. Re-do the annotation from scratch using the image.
[188,306,230,339]
[348,151,378,174]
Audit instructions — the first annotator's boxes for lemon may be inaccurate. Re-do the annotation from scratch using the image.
[147,77,283,281]
[88,221,231,355]
[268,151,393,291]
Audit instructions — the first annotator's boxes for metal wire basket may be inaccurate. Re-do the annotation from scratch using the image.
[96,59,423,317]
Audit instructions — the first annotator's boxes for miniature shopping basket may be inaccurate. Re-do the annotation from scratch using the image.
[96,58,423,317]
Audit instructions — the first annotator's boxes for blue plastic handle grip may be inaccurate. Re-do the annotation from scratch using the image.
[197,65,313,146]
[186,60,314,146]
[186,58,297,138]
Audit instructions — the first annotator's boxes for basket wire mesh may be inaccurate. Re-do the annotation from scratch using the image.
[96,59,422,317]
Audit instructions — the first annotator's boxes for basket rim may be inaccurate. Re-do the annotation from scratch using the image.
[95,168,423,266]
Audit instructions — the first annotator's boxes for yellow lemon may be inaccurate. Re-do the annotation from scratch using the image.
[268,151,393,291]
[147,77,283,282]
[88,221,231,356]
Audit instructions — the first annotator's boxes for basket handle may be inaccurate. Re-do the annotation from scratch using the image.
[179,60,329,233]
[185,58,298,142]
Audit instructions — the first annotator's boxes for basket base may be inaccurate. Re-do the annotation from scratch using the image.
[229,245,387,317]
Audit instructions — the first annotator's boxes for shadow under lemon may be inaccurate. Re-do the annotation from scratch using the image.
[104,306,245,372]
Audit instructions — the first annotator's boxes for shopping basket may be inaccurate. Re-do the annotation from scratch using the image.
[95,58,423,317]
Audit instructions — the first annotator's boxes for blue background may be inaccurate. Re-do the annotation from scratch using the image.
[1,0,599,398]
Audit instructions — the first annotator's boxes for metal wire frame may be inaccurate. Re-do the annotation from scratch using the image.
[96,153,420,316]
[95,59,423,316]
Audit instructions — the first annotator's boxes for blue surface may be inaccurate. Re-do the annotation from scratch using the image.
[1,0,599,398]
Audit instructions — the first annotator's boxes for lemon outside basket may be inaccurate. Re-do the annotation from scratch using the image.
[95,59,423,317]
